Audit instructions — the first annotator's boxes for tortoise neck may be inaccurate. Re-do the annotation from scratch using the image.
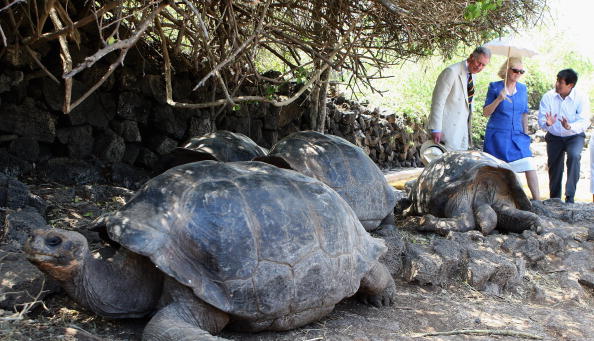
[66,249,163,319]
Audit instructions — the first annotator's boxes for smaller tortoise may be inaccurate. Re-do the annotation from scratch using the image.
[156,130,268,172]
[258,131,397,232]
[405,151,543,236]
[25,161,395,341]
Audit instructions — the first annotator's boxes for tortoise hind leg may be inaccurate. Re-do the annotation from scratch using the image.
[493,204,543,234]
[357,262,396,307]
[143,279,229,341]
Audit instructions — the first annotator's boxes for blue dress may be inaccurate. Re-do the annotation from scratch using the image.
[483,81,532,162]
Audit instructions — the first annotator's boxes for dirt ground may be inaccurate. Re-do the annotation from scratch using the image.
[3,236,594,341]
[1,144,594,341]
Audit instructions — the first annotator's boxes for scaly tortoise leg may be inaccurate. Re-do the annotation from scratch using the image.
[143,278,229,341]
[358,261,396,307]
[415,211,476,236]
[493,204,543,234]
[474,203,498,235]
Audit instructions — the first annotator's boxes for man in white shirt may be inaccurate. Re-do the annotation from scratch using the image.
[538,69,591,203]
[428,46,491,151]
[590,135,594,202]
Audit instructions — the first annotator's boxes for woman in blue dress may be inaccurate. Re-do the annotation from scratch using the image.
[483,57,540,200]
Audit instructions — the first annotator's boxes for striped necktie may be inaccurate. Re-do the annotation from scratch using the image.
[467,73,474,108]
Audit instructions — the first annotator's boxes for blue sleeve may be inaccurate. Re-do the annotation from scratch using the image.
[521,83,529,113]
[484,82,497,107]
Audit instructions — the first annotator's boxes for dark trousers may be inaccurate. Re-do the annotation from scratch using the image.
[545,132,585,201]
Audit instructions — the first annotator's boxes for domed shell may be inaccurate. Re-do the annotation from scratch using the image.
[98,161,386,320]
[408,151,531,215]
[180,130,268,162]
[263,131,396,231]
[157,131,268,173]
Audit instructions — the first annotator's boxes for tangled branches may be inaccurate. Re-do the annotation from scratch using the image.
[0,0,547,129]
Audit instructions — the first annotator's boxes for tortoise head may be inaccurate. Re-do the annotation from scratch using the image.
[24,228,89,282]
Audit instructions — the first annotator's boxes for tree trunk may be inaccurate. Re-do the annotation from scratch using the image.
[309,75,320,131]
[316,69,330,132]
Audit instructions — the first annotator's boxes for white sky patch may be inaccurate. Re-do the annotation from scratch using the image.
[544,0,594,59]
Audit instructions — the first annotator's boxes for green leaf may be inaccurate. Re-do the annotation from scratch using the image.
[265,85,278,96]
[83,212,94,217]
[232,104,241,111]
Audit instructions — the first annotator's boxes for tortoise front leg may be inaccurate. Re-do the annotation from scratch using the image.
[358,262,396,307]
[493,204,543,234]
[473,203,498,235]
[377,212,397,231]
[415,212,476,236]
[143,303,228,341]
[414,191,477,236]
[143,279,229,341]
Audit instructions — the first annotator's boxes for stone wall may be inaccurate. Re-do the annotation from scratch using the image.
[217,94,430,168]
[323,97,428,168]
[0,46,429,177]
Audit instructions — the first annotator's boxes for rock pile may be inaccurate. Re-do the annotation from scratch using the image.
[324,96,429,168]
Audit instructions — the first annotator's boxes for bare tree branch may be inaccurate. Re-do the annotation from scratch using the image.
[1,0,548,121]
[64,2,168,79]
[49,6,73,113]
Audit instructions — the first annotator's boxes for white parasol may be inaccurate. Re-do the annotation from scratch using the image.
[483,36,538,59]
[483,36,539,98]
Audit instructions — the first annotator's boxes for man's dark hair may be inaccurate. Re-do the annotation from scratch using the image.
[557,68,578,86]
[471,46,492,59]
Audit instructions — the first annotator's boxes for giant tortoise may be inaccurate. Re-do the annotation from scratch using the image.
[258,130,397,232]
[405,151,543,236]
[156,130,268,173]
[25,161,395,340]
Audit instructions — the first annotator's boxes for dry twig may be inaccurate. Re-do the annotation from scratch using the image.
[412,328,543,339]
[0,0,547,129]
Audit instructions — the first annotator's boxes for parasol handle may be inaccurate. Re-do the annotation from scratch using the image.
[503,46,512,103]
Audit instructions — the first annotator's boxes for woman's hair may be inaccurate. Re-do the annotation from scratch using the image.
[497,57,523,79]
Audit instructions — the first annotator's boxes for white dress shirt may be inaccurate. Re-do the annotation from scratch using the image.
[590,135,594,194]
[538,88,591,137]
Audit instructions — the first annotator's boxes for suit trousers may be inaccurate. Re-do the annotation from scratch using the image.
[545,132,585,202]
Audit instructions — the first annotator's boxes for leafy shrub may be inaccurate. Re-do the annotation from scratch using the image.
[524,66,552,110]
[471,110,488,147]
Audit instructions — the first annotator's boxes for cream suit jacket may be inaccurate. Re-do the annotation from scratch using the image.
[428,61,473,151]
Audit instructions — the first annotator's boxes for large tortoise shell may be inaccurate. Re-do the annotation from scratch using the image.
[98,161,385,320]
[264,131,396,230]
[408,151,531,216]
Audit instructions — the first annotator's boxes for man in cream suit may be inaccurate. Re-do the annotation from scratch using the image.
[428,46,491,150]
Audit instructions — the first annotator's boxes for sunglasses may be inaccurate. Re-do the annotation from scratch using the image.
[510,68,525,74]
